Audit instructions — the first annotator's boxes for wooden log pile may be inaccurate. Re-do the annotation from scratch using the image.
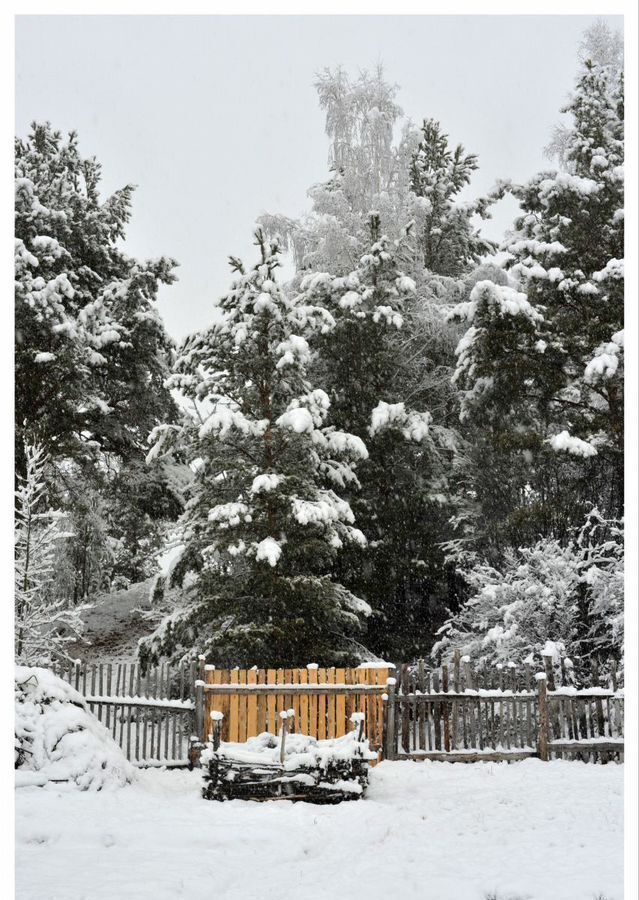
[201,711,375,804]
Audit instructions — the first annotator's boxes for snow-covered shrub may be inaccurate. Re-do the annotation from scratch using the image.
[15,666,134,790]
[435,509,624,681]
[577,508,624,673]
[435,538,580,666]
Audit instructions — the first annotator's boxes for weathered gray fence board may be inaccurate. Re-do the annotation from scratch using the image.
[54,661,196,766]
[385,659,624,764]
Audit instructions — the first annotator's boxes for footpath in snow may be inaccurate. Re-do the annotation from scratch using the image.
[15,759,623,900]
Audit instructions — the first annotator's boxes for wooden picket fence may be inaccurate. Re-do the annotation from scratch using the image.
[52,659,197,766]
[385,652,624,763]
[200,664,390,760]
[54,652,624,766]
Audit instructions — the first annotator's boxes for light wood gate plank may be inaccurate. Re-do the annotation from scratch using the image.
[308,666,318,738]
[317,668,327,740]
[291,668,300,733]
[229,669,240,742]
[247,668,258,739]
[326,668,336,739]
[335,668,346,737]
[266,669,276,734]
[257,669,267,735]
[299,668,309,736]
[238,668,248,742]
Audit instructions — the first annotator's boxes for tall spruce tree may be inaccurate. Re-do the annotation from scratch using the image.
[259,66,497,657]
[141,232,371,667]
[448,49,624,559]
[300,216,451,658]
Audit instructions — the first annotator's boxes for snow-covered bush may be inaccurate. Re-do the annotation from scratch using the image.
[577,508,624,672]
[435,539,580,665]
[435,509,624,681]
[15,666,134,790]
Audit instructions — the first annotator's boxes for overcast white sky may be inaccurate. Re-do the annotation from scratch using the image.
[15,14,622,339]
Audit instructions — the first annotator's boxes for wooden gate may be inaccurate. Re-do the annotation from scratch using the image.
[200,665,391,758]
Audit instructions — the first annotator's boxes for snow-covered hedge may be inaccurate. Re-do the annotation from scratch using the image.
[15,666,135,790]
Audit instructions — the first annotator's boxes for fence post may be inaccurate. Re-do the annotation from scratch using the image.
[383,677,397,761]
[279,711,289,764]
[442,664,451,752]
[453,650,461,691]
[463,655,475,690]
[537,675,549,761]
[189,654,207,768]
[541,651,556,691]
[610,660,618,692]
[452,650,461,750]
[195,654,206,739]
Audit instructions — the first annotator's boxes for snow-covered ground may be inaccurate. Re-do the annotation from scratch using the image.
[15,759,623,900]
[66,579,155,662]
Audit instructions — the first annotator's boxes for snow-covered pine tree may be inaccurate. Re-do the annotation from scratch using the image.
[448,46,624,554]
[409,118,494,276]
[15,123,177,470]
[141,231,371,667]
[15,442,84,665]
[299,216,449,657]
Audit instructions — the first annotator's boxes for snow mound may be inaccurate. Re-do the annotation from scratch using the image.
[15,666,135,791]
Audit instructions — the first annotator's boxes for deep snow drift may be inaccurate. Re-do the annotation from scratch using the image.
[15,758,622,900]
[15,666,134,790]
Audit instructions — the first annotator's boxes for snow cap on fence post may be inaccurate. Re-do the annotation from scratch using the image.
[210,710,223,751]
